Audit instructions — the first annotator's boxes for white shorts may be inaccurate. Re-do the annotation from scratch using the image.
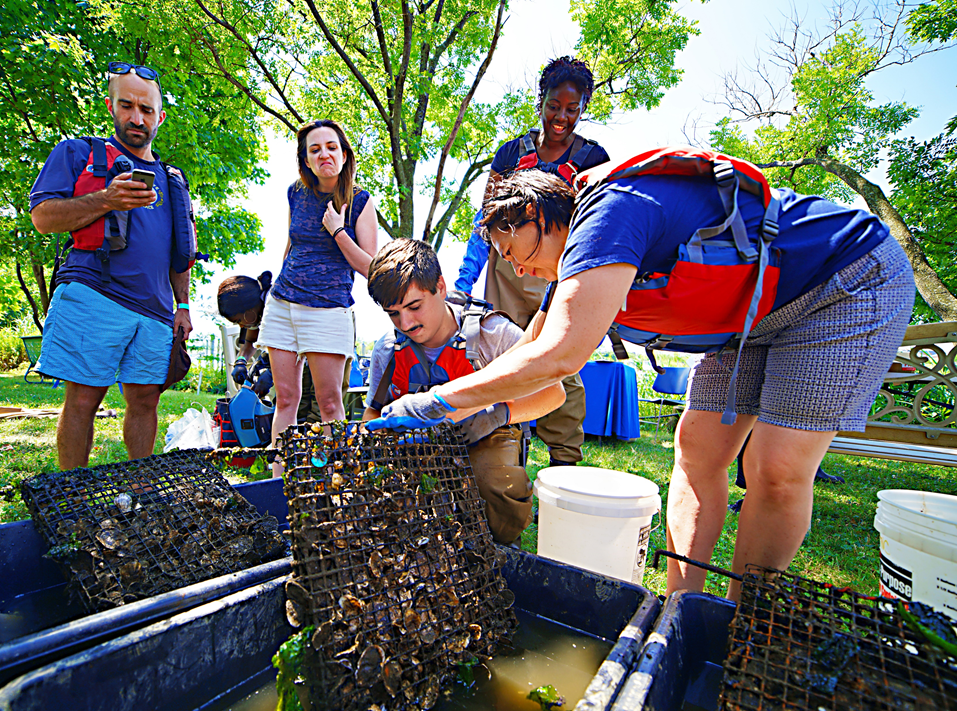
[257,294,354,358]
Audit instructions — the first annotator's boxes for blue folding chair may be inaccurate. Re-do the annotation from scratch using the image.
[647,366,690,441]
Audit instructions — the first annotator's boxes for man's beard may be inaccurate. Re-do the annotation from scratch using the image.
[115,120,157,148]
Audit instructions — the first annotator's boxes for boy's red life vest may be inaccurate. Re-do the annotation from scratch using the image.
[369,292,502,411]
[572,146,783,425]
[60,137,206,286]
[514,129,600,183]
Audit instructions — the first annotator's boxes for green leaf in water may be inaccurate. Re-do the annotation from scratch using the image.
[457,655,479,686]
[420,472,438,493]
[273,626,314,711]
[527,684,564,710]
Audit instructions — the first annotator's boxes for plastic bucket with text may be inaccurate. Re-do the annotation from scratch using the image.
[534,467,660,585]
[873,489,957,620]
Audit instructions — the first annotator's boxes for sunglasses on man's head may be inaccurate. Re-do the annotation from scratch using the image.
[108,62,162,89]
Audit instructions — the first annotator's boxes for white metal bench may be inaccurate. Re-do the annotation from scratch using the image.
[829,321,956,467]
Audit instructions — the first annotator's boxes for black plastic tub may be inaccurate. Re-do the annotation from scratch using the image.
[0,547,661,711]
[0,478,290,685]
[610,591,736,711]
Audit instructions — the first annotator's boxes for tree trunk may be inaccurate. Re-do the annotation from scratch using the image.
[15,261,44,334]
[818,157,957,321]
[30,253,49,315]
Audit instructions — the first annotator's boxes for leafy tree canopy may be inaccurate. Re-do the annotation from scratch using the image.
[152,0,697,249]
[708,1,957,321]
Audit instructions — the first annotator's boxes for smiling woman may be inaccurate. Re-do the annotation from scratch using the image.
[464,55,611,468]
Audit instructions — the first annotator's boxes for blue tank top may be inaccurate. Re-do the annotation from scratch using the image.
[272,183,371,309]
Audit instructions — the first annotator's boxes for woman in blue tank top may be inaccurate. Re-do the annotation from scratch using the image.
[257,119,378,475]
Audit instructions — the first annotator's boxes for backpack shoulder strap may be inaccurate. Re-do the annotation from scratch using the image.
[369,354,396,412]
[458,295,494,371]
[567,135,596,169]
[519,130,538,158]
[89,137,108,179]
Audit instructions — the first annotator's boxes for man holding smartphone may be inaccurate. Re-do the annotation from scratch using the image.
[29,62,193,469]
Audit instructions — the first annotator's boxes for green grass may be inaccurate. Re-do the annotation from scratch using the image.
[521,424,957,599]
[2,365,955,599]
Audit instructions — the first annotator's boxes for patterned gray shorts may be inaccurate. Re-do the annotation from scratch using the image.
[688,238,915,431]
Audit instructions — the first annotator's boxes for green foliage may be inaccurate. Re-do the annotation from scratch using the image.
[572,0,698,121]
[0,264,30,330]
[171,358,228,395]
[273,626,314,711]
[0,333,27,372]
[160,0,697,248]
[907,0,957,43]
[710,29,918,203]
[888,134,957,321]
[527,684,565,710]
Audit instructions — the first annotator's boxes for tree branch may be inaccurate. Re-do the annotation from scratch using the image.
[431,155,493,251]
[192,0,305,126]
[302,0,391,126]
[197,31,300,132]
[428,10,478,75]
[421,0,506,242]
[15,260,44,333]
[370,1,394,84]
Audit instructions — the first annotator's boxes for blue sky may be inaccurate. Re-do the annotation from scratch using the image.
[192,0,957,345]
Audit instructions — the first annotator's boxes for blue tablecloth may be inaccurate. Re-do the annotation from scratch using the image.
[580,361,641,440]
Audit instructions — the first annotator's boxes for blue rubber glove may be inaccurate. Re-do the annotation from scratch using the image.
[454,403,510,445]
[381,391,456,421]
[365,415,447,433]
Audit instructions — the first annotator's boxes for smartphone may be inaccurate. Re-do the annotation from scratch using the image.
[131,169,155,191]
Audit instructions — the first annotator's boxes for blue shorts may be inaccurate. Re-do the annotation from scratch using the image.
[37,282,173,387]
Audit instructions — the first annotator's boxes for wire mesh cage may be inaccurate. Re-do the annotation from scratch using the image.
[720,566,957,710]
[279,422,518,711]
[20,449,288,613]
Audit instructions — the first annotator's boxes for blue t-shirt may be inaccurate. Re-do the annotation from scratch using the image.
[271,184,371,309]
[490,132,610,177]
[29,137,175,325]
[562,176,888,311]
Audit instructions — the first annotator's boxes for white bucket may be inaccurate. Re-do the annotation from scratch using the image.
[534,467,661,585]
[873,489,957,620]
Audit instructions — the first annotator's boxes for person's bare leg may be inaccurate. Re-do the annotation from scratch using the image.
[665,409,756,595]
[727,422,835,600]
[306,352,346,422]
[268,348,304,478]
[58,381,109,469]
[122,383,162,460]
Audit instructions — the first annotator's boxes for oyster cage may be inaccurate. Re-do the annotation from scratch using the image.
[20,449,288,613]
[720,566,957,710]
[279,422,518,711]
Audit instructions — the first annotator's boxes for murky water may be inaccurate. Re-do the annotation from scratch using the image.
[0,585,82,643]
[216,611,612,711]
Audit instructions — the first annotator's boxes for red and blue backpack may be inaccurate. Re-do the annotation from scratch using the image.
[572,146,782,425]
[51,137,206,290]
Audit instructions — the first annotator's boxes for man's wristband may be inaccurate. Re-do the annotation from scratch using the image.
[177,303,189,310]
[331,226,346,238]
[235,357,247,364]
